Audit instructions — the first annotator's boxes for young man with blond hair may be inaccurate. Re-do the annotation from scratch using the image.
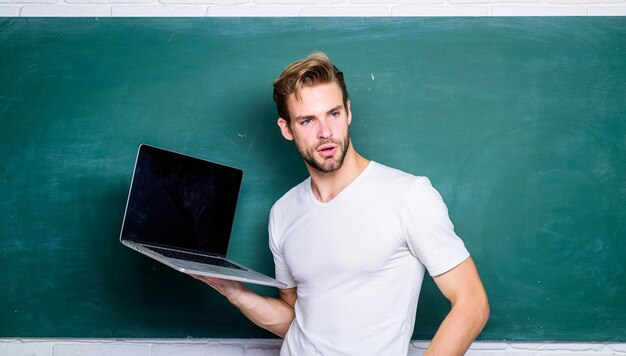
[194,52,489,355]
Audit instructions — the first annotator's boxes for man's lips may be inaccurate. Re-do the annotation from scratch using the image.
[317,143,338,158]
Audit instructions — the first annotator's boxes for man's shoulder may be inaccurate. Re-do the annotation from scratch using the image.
[368,161,431,187]
[270,177,310,215]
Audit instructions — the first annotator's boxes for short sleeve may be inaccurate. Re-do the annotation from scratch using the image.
[402,177,470,276]
[268,206,297,288]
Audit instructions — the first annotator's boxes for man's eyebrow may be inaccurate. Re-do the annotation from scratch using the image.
[293,114,315,122]
[326,105,344,115]
[293,105,344,122]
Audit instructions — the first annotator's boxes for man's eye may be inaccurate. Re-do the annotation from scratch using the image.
[301,119,312,125]
[330,111,340,118]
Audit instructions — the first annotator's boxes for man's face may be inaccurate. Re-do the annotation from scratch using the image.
[278,82,352,174]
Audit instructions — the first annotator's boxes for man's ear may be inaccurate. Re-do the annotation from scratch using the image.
[277,117,294,141]
[346,100,352,126]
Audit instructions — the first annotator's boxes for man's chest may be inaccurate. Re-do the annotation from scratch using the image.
[281,202,410,284]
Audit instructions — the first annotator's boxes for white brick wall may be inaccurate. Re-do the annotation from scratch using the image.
[0,0,624,16]
[1,339,626,356]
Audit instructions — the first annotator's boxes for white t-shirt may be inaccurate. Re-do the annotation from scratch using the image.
[269,162,469,356]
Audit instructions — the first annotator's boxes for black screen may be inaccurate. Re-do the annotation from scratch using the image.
[121,145,242,256]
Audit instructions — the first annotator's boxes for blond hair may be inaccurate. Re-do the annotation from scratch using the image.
[273,52,349,123]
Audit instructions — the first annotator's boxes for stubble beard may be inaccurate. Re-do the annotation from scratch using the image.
[294,131,351,174]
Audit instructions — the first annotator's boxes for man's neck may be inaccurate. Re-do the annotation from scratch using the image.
[307,145,370,203]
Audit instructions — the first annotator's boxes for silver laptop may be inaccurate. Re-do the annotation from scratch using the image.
[120,144,286,288]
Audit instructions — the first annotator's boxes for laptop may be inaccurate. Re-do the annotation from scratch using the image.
[119,144,286,288]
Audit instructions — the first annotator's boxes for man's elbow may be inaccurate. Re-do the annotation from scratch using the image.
[457,289,490,330]
[478,295,490,328]
[472,291,490,331]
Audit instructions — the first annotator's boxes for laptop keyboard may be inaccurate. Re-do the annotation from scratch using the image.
[146,246,246,271]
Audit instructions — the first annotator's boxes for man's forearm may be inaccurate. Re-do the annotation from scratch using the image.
[424,299,489,356]
[229,286,295,337]
[192,275,296,338]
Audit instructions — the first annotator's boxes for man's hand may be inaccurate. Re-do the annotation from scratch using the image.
[191,275,245,303]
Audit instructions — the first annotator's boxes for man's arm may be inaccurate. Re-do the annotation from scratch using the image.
[426,257,489,356]
[192,275,296,337]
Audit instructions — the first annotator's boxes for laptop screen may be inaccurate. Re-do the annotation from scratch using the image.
[121,145,243,256]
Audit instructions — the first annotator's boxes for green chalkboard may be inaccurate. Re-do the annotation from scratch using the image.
[1,18,625,341]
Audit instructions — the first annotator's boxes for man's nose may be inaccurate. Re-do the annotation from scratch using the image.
[317,118,332,139]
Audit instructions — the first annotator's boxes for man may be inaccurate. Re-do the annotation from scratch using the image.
[194,52,489,355]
